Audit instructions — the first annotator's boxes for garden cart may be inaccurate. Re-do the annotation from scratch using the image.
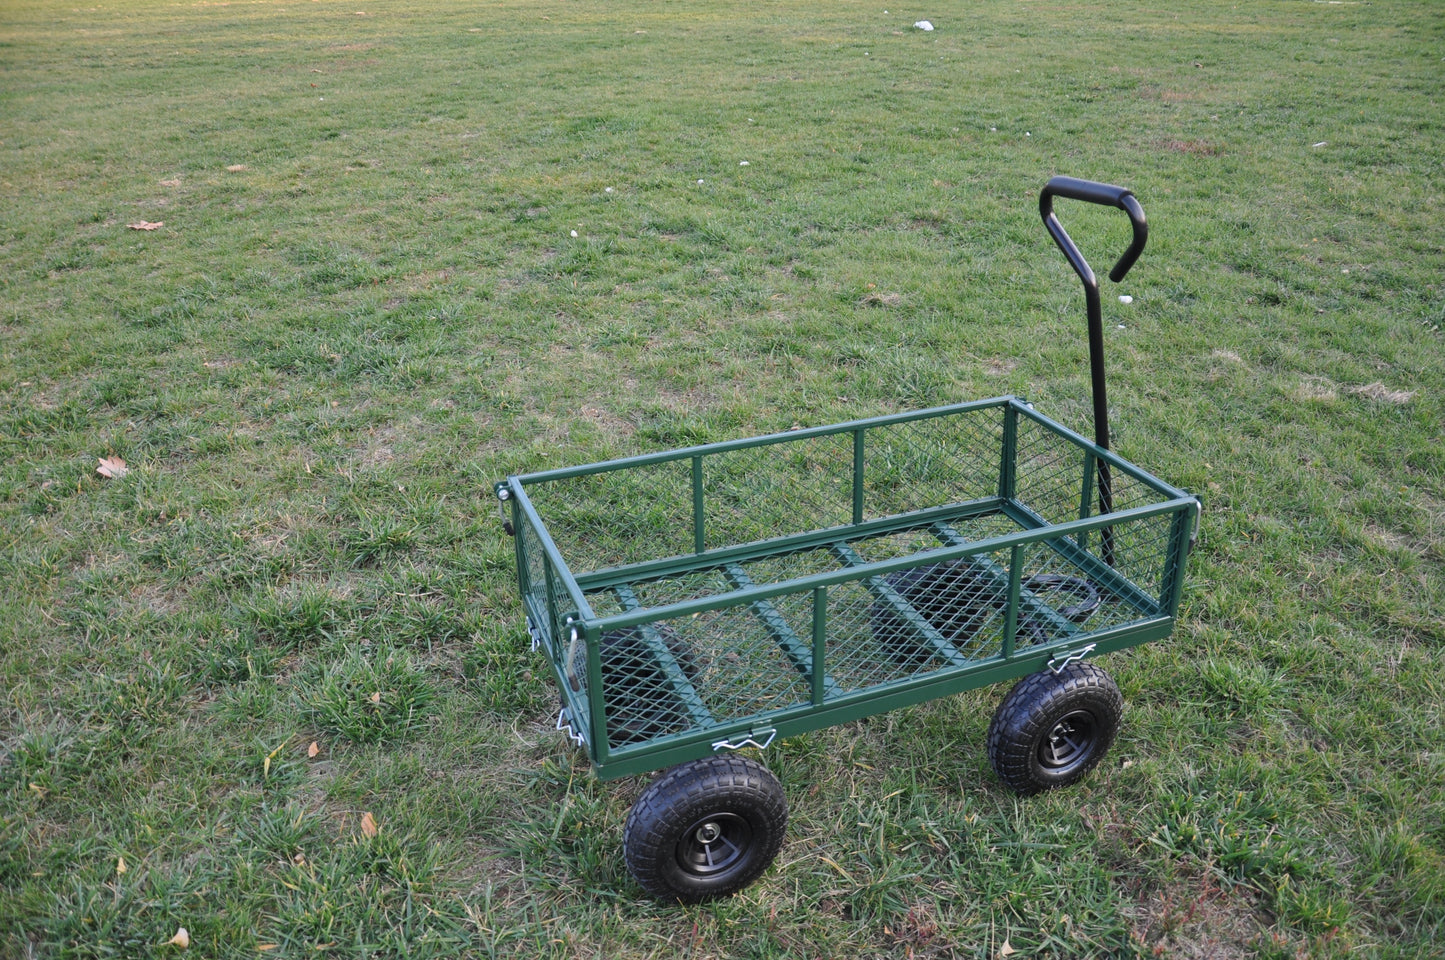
[496,178,1201,902]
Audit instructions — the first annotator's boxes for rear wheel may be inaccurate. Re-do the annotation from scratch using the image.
[623,756,787,902]
[987,661,1122,795]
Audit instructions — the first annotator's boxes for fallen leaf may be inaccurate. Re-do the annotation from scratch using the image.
[257,945,279,952]
[97,456,128,478]
[998,941,1015,958]
[166,927,190,949]
[360,811,378,837]
[116,856,128,875]
[159,178,181,187]
[369,691,382,704]
[127,221,164,231]
[307,740,321,758]
[226,164,248,172]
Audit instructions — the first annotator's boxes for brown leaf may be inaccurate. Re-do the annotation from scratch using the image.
[159,178,181,187]
[127,221,164,231]
[116,856,128,875]
[368,691,382,704]
[360,811,378,837]
[307,740,321,758]
[997,941,1015,959]
[226,164,248,172]
[97,456,128,478]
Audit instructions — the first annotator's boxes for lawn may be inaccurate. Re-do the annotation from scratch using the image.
[1,0,1441,956]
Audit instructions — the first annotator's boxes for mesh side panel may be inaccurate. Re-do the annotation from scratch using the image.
[616,568,735,611]
[1102,465,1167,514]
[520,514,549,626]
[735,547,845,587]
[822,579,946,692]
[525,459,694,573]
[1018,543,1116,638]
[703,434,854,548]
[1092,511,1177,602]
[827,547,1015,694]
[846,513,1019,563]
[863,408,1004,519]
[581,625,702,748]
[1013,417,1087,525]
[653,605,811,725]
[1013,416,1176,525]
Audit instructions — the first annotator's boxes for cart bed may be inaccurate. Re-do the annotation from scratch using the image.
[499,396,1197,780]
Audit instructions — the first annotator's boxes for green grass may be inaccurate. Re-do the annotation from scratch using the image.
[1,0,1442,956]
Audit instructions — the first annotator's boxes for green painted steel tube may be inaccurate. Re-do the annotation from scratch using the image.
[581,497,1191,633]
[999,401,1019,501]
[508,396,1014,487]
[691,455,705,554]
[852,428,866,525]
[811,587,827,706]
[574,499,1003,592]
[1002,544,1023,660]
[588,616,1177,779]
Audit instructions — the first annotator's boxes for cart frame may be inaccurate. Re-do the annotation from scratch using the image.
[497,396,1198,781]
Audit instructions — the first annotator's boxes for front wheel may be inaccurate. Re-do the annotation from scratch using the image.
[986,661,1123,795]
[623,755,787,902]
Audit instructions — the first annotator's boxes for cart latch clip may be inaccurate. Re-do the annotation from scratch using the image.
[712,727,778,753]
[1047,643,1097,675]
[556,706,586,748]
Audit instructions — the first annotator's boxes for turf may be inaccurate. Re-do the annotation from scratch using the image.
[1,0,1441,956]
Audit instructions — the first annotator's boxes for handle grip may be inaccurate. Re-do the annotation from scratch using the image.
[1039,176,1148,284]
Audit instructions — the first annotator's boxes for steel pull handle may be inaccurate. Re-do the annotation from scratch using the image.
[1039,176,1148,285]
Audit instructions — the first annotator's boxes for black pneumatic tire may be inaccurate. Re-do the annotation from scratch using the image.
[987,661,1123,796]
[624,756,788,903]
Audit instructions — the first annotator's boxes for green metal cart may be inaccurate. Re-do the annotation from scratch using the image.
[496,178,1201,902]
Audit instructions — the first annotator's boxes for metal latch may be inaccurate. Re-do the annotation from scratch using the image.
[712,727,778,753]
[556,706,586,748]
[1047,643,1097,675]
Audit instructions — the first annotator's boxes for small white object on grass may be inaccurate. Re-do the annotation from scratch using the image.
[1118,295,1133,304]
[739,160,750,166]
[697,179,705,184]
[570,230,578,238]
[914,20,934,31]
[605,187,613,193]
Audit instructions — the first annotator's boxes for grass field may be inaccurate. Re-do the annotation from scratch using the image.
[1,0,1442,956]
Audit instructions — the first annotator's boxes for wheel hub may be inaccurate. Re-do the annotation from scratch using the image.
[677,812,752,878]
[1040,710,1096,770]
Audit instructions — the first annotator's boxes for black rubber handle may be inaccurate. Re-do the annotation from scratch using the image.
[1037,177,1150,569]
[1039,176,1148,284]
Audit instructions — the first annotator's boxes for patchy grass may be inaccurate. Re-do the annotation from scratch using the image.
[1,0,1442,957]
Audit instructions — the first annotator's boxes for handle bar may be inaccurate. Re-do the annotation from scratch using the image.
[1038,177,1149,568]
[1039,176,1148,285]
